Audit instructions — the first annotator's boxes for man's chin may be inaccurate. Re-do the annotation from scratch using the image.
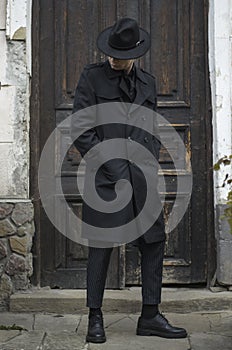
[111,65,122,70]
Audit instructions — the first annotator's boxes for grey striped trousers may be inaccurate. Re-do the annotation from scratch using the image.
[86,238,165,308]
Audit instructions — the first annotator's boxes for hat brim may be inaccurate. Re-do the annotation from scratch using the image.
[97,26,151,59]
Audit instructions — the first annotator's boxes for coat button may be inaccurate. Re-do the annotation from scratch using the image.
[142,116,146,120]
[144,137,149,143]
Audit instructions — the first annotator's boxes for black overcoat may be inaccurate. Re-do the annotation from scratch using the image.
[70,60,165,245]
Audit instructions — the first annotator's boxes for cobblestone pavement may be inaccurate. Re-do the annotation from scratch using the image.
[0,311,231,350]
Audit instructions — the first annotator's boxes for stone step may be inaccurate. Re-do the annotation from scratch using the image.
[10,287,232,314]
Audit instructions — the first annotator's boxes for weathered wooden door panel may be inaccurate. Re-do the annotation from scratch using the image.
[36,0,210,288]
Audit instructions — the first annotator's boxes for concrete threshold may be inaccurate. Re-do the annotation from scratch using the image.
[10,287,232,314]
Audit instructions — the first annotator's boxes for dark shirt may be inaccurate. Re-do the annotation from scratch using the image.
[122,65,136,102]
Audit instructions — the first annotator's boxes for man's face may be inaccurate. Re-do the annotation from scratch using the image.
[108,57,134,72]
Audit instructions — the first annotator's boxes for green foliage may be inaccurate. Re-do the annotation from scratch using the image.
[214,155,232,234]
[0,324,28,331]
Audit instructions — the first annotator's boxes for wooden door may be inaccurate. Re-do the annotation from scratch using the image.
[31,0,212,288]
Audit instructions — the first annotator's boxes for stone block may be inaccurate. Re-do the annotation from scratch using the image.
[0,330,45,350]
[0,312,33,330]
[0,143,29,199]
[6,41,27,86]
[0,0,6,29]
[11,273,29,290]
[0,273,13,298]
[208,312,232,337]
[34,314,81,332]
[17,221,35,236]
[0,240,7,260]
[42,332,87,350]
[0,31,7,82]
[0,219,16,237]
[11,203,34,226]
[0,330,20,344]
[5,253,26,276]
[0,264,4,276]
[8,288,232,314]
[217,240,232,285]
[0,145,15,197]
[216,204,232,240]
[25,253,33,277]
[9,235,30,256]
[0,86,15,142]
[0,203,14,219]
[189,332,232,350]
[0,299,8,311]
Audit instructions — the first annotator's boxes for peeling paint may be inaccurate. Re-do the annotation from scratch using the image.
[12,26,26,41]
[6,41,27,85]
[0,38,29,198]
[216,67,221,77]
[215,94,223,111]
[209,0,232,287]
[6,0,27,40]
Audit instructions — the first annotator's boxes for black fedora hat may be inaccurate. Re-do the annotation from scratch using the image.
[97,18,150,59]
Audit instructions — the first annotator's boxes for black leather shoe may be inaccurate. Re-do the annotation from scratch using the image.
[86,313,106,343]
[136,312,187,339]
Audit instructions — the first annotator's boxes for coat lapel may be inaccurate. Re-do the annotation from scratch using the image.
[128,67,150,114]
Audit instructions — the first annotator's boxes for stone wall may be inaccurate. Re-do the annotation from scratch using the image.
[0,202,34,310]
[0,0,33,310]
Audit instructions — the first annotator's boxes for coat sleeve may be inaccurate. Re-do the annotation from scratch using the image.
[70,68,100,158]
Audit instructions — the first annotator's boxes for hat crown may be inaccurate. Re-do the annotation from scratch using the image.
[108,18,140,50]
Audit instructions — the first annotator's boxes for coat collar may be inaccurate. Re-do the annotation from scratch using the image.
[103,60,151,114]
[130,78,151,113]
[135,66,148,85]
[104,60,147,85]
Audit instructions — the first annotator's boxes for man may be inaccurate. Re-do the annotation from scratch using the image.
[71,17,187,344]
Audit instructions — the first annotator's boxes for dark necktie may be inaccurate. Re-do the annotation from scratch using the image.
[123,70,136,102]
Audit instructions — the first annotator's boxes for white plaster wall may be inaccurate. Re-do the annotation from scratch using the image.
[0,0,31,198]
[6,0,27,39]
[0,0,6,30]
[209,0,232,286]
[209,0,232,204]
[26,0,32,75]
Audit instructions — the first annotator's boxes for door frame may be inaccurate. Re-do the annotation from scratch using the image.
[30,0,215,288]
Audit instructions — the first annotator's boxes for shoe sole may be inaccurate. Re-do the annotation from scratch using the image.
[86,335,106,343]
[136,328,187,339]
